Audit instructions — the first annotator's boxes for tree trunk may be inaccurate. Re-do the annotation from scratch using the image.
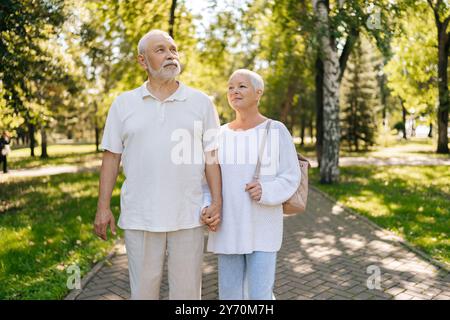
[280,79,298,123]
[436,25,449,153]
[95,126,100,152]
[168,0,177,38]
[288,117,294,134]
[315,0,341,183]
[94,101,100,152]
[380,68,389,129]
[28,123,36,157]
[315,56,324,167]
[428,122,433,138]
[300,116,306,146]
[40,127,48,159]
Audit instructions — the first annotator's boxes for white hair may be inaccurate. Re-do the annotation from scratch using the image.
[229,69,264,92]
[137,29,172,55]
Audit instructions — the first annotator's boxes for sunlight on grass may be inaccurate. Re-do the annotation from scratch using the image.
[10,144,97,159]
[311,165,450,266]
[7,144,101,171]
[0,172,123,299]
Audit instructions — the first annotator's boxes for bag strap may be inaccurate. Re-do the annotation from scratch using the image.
[253,119,272,180]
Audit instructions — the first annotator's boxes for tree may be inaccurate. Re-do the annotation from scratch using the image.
[385,5,438,141]
[252,0,315,131]
[314,0,341,183]
[340,35,380,151]
[1,0,67,156]
[312,0,399,183]
[425,0,450,153]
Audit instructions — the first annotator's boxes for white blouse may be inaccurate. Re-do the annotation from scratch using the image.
[205,119,301,254]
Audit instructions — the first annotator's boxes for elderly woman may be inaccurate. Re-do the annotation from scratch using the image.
[201,69,300,300]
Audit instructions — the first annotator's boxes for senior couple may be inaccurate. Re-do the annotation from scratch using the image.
[94,30,301,300]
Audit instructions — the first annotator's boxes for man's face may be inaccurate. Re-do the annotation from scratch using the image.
[138,34,181,80]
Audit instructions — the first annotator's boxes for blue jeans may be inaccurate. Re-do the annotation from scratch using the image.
[218,251,277,300]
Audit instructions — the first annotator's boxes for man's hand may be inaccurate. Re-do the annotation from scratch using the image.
[94,208,117,241]
[245,181,262,202]
[200,203,221,232]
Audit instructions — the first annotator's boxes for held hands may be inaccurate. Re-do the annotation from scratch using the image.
[245,180,262,202]
[200,203,221,232]
[94,207,117,241]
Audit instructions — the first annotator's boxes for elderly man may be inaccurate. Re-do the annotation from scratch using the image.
[94,29,222,300]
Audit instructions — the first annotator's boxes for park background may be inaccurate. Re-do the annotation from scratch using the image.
[0,0,449,299]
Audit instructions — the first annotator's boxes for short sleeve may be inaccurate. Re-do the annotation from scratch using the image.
[202,98,220,153]
[100,99,123,154]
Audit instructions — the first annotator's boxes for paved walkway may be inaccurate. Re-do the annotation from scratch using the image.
[67,187,449,300]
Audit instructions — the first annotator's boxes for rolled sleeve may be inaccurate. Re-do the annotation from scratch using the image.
[202,98,220,153]
[100,99,123,154]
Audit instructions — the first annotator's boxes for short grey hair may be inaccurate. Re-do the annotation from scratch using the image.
[137,29,172,55]
[229,69,264,92]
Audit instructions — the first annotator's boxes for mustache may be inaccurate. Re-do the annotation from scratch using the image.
[162,60,180,68]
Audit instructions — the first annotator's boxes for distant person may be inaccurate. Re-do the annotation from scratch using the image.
[0,131,11,173]
[94,29,222,300]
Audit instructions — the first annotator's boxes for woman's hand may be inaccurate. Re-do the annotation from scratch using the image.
[245,181,262,202]
[200,204,221,232]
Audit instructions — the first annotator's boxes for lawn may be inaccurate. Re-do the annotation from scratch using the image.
[0,171,123,299]
[8,144,101,170]
[311,165,450,267]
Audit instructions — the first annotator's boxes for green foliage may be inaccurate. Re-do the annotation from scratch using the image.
[384,4,438,117]
[340,35,381,151]
[0,0,75,131]
[393,121,405,133]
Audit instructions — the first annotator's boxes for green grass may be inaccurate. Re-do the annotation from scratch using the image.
[0,172,123,299]
[311,166,450,267]
[8,144,101,170]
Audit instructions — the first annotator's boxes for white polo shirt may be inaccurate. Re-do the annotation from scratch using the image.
[100,81,220,232]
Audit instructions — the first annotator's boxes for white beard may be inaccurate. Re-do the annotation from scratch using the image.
[146,58,181,80]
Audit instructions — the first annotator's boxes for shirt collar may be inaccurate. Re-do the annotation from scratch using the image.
[140,81,187,102]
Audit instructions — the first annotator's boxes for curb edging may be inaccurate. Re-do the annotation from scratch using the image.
[64,239,123,300]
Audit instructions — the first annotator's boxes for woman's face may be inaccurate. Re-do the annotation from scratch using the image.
[227,74,262,111]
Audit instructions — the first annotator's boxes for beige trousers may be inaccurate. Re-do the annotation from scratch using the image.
[124,226,204,300]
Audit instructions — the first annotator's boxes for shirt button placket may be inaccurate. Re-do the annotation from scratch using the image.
[157,101,164,123]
